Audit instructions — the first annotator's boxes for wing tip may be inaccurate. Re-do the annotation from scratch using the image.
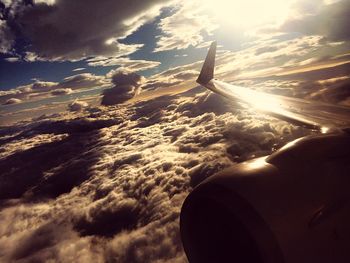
[197,41,217,86]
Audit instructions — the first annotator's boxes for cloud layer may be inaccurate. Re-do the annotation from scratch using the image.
[0,86,312,262]
[0,73,109,105]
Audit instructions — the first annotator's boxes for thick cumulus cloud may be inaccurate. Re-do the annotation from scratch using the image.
[101,70,144,105]
[1,0,174,60]
[0,85,312,262]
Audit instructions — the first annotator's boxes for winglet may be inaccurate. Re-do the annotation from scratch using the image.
[196,41,216,85]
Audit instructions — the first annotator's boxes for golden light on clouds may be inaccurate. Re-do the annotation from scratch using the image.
[275,60,350,77]
[34,0,56,5]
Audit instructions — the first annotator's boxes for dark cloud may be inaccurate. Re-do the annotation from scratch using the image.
[2,0,173,60]
[101,70,144,105]
[280,0,350,42]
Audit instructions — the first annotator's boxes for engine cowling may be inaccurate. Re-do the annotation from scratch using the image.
[180,132,350,263]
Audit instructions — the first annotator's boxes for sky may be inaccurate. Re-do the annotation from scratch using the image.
[0,0,349,109]
[0,1,350,262]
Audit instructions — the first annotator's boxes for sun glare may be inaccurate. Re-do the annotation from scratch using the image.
[229,85,285,113]
[203,0,293,29]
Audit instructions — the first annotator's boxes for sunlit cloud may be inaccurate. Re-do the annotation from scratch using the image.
[155,1,217,52]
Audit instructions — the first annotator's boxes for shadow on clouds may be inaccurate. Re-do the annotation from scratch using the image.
[0,118,118,201]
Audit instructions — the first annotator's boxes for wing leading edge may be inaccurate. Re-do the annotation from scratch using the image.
[197,41,350,131]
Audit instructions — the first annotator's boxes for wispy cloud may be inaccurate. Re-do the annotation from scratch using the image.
[154,1,217,52]
[72,68,86,72]
[87,57,161,72]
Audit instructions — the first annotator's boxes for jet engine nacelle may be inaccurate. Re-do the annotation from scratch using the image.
[180,132,350,263]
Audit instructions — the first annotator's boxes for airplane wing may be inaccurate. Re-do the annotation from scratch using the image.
[197,41,350,131]
[181,41,350,263]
